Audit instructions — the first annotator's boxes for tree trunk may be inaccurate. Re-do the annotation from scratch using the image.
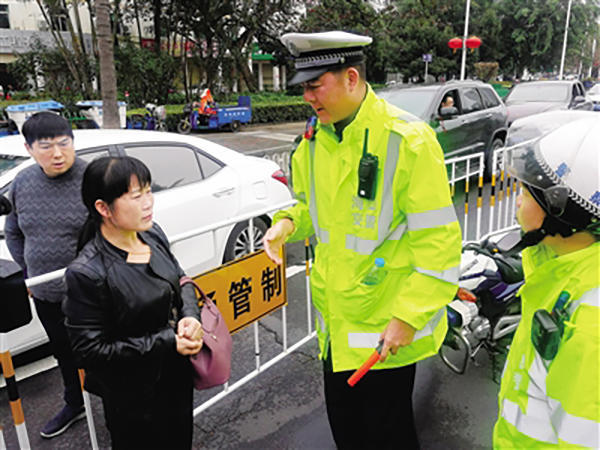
[96,0,120,128]
[153,0,162,53]
[85,0,98,57]
[133,0,143,47]
[63,0,93,97]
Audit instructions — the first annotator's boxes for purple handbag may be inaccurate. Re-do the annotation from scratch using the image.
[179,276,232,390]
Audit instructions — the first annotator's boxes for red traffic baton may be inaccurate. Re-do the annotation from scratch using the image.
[347,341,383,387]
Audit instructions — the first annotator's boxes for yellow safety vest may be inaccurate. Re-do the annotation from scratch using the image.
[494,242,600,448]
[273,86,462,371]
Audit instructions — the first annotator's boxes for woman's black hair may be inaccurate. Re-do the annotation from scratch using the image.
[77,156,151,251]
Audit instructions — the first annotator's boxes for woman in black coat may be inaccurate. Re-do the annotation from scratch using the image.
[64,156,203,449]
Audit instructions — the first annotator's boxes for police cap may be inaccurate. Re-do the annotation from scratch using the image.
[280,31,372,86]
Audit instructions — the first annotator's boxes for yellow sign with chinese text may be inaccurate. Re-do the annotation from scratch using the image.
[192,249,287,334]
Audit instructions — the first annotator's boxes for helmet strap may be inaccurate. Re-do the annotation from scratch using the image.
[505,228,548,256]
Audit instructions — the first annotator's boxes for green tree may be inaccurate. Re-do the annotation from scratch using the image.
[299,0,393,83]
[171,0,299,94]
[494,0,600,76]
[114,43,178,105]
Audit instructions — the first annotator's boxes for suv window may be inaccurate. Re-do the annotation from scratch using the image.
[438,89,460,115]
[478,87,501,108]
[460,88,484,113]
[124,144,203,192]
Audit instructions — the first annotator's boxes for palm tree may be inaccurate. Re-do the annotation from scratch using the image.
[96,0,120,128]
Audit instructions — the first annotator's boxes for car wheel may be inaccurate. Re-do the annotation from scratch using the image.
[177,119,192,134]
[484,138,505,181]
[223,217,268,263]
[230,120,241,132]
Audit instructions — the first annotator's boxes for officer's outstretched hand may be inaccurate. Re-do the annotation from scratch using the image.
[262,218,294,265]
[379,317,416,362]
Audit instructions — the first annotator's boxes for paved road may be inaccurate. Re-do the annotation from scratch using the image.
[1,122,505,449]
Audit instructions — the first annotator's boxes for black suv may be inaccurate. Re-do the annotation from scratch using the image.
[378,80,508,177]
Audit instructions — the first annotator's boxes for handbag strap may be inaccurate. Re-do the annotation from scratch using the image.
[179,276,209,306]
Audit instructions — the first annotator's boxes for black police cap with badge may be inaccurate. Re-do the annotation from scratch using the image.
[280,31,372,86]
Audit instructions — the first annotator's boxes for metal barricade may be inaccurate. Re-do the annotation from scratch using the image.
[490,146,521,235]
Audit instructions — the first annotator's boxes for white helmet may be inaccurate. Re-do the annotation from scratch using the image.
[507,112,600,247]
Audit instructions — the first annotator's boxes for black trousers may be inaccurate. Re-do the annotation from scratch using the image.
[102,353,194,450]
[323,359,419,450]
[34,298,83,408]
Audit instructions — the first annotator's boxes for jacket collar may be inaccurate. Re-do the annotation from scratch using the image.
[93,228,159,263]
[524,241,600,281]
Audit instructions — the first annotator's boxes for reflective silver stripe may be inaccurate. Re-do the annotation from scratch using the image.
[398,113,422,123]
[415,265,459,284]
[348,308,445,348]
[407,205,458,231]
[503,350,600,446]
[527,352,548,400]
[309,139,329,244]
[345,132,402,254]
[551,402,600,448]
[315,308,326,333]
[501,398,558,444]
[567,287,600,315]
[413,308,445,341]
[387,222,407,241]
[345,235,377,255]
[348,332,379,348]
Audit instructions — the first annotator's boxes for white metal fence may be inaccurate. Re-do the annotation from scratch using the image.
[2,146,523,449]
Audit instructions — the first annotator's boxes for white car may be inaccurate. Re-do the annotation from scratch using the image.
[0,129,292,355]
[585,83,600,111]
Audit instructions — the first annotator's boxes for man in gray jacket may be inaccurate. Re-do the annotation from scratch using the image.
[5,112,87,438]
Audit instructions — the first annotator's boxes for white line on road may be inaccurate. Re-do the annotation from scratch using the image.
[0,265,309,386]
[246,132,298,142]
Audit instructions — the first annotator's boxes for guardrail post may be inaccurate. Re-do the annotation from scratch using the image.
[78,369,99,450]
[0,334,30,450]
[476,155,484,240]
[463,159,470,240]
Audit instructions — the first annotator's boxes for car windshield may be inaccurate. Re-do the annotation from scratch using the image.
[378,89,437,119]
[506,84,569,103]
[0,154,29,177]
[588,84,600,95]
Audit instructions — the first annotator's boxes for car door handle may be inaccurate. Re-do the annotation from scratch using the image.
[485,113,492,118]
[213,187,235,197]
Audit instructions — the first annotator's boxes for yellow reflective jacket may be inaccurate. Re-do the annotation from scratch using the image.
[494,241,600,448]
[273,86,462,371]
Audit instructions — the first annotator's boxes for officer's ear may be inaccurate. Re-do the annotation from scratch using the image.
[346,67,360,92]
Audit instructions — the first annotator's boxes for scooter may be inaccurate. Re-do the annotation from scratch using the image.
[439,228,523,383]
[127,103,167,131]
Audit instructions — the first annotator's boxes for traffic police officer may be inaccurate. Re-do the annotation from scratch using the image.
[494,113,600,448]
[263,31,462,448]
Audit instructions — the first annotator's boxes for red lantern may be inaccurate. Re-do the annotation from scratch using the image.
[466,36,482,52]
[448,37,463,54]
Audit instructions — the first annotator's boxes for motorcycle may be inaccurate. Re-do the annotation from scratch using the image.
[439,228,524,383]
